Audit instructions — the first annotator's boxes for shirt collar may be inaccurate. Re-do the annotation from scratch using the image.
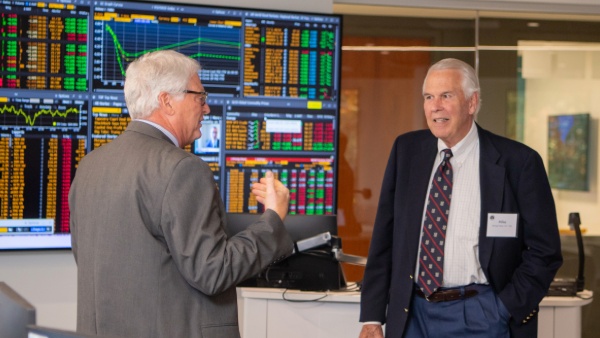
[137,119,179,148]
[437,121,478,159]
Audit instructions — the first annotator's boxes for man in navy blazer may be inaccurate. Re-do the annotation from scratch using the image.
[359,58,562,338]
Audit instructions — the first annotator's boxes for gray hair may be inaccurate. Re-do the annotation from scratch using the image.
[124,50,201,119]
[423,58,481,116]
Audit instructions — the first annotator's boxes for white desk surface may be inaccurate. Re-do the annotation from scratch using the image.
[240,287,593,307]
[541,290,593,306]
[239,287,361,302]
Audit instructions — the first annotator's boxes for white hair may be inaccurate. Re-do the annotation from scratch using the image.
[423,58,482,116]
[124,50,201,119]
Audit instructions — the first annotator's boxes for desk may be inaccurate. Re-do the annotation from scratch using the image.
[237,287,362,338]
[538,290,593,338]
[237,288,592,338]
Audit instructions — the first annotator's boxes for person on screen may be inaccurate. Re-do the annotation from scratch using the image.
[205,126,220,148]
[69,50,293,338]
[358,58,562,338]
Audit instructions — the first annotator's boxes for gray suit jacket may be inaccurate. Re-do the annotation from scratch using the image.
[70,121,293,338]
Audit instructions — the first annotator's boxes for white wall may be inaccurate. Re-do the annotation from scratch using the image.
[0,251,77,330]
[521,43,600,234]
[173,0,332,13]
[334,0,600,15]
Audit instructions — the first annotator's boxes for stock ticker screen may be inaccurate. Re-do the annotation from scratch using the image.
[0,0,342,249]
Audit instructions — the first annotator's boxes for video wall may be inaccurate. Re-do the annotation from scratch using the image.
[0,0,342,249]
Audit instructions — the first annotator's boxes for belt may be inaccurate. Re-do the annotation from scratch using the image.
[414,285,485,303]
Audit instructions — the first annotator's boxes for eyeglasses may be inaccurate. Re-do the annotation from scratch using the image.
[183,90,208,106]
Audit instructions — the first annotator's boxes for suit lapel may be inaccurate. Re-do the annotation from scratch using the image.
[477,125,506,271]
[393,134,437,270]
[406,137,437,232]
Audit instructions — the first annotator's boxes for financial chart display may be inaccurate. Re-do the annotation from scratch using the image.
[0,0,341,250]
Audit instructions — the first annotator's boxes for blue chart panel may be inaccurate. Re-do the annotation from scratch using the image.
[93,15,242,90]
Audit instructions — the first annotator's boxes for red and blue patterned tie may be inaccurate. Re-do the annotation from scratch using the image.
[417,149,453,296]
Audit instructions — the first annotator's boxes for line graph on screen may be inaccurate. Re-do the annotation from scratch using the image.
[92,12,242,90]
[0,99,86,131]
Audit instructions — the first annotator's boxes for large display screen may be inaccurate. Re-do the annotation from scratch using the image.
[0,0,342,250]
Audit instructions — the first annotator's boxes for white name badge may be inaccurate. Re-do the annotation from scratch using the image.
[486,213,518,238]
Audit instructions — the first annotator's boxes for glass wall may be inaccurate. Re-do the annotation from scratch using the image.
[336,9,600,337]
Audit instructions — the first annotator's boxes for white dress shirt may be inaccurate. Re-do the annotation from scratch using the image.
[138,119,179,148]
[415,122,488,287]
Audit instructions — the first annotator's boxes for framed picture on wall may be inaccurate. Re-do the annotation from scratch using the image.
[547,113,590,191]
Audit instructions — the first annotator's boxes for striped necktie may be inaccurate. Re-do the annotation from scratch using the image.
[417,149,453,296]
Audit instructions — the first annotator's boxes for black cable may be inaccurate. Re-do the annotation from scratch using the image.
[568,212,585,292]
[282,288,329,302]
[264,265,273,283]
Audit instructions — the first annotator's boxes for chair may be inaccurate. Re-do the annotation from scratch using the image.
[27,325,107,338]
[0,281,36,338]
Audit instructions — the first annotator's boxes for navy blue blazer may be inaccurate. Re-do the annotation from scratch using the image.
[359,124,562,338]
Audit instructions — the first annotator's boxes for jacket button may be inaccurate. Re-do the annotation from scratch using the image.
[404,308,409,313]
[522,320,527,324]
[409,275,413,279]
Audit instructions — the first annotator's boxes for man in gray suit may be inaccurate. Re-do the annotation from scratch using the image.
[69,50,294,338]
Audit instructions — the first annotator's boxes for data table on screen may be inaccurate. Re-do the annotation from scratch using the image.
[0,0,342,250]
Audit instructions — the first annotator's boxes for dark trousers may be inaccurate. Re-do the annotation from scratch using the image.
[404,285,511,337]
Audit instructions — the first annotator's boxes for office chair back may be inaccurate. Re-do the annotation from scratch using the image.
[0,281,36,338]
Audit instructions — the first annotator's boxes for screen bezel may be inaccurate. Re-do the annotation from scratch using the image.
[0,0,342,251]
[225,213,338,242]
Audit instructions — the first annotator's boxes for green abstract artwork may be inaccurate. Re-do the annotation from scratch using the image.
[548,113,590,191]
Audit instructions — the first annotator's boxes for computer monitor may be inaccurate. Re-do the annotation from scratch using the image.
[0,282,36,338]
[0,0,342,251]
[226,213,343,291]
